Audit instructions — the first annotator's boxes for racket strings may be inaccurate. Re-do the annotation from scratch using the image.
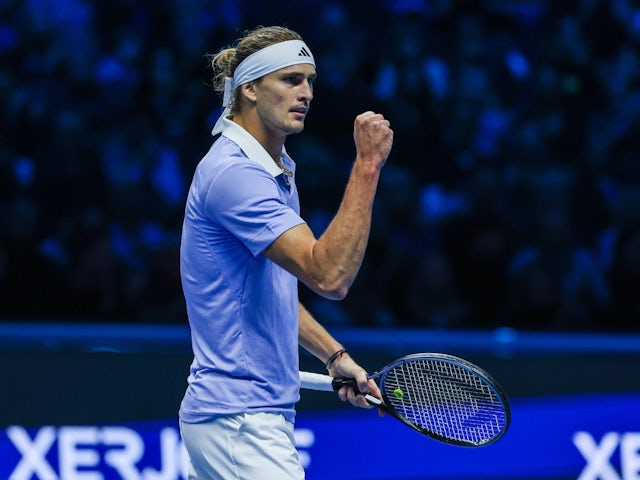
[382,360,507,446]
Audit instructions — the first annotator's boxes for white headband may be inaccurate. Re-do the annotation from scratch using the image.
[212,39,316,135]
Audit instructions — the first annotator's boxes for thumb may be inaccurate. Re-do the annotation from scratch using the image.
[355,370,369,394]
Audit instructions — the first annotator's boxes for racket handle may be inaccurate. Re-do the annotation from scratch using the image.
[299,372,386,409]
[331,377,359,392]
[298,372,361,392]
[333,378,386,408]
[299,371,335,391]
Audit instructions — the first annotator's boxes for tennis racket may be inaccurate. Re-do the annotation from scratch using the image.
[299,353,510,447]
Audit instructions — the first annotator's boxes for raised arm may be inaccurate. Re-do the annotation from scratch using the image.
[264,111,393,299]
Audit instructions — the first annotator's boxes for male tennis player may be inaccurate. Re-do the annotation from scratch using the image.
[178,26,393,479]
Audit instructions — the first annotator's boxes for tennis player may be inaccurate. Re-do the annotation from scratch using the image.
[178,25,393,479]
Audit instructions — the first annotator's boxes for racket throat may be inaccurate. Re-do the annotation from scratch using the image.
[364,394,384,407]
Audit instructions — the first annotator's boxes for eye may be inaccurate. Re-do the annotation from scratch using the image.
[281,73,316,88]
[284,76,301,85]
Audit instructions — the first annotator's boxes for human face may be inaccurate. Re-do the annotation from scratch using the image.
[251,63,316,138]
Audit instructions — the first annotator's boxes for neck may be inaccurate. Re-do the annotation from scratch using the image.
[233,113,285,166]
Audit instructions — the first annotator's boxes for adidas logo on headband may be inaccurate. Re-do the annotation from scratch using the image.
[298,47,312,57]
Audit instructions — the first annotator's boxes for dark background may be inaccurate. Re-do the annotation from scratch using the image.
[2,0,640,332]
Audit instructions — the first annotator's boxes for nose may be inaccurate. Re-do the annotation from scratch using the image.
[299,80,313,102]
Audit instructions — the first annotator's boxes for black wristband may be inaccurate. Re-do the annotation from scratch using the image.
[325,348,346,369]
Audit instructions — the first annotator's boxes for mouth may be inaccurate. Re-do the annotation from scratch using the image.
[290,106,308,119]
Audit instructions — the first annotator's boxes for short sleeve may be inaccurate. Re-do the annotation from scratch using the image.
[203,160,305,256]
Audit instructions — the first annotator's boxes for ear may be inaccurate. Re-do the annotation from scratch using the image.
[240,81,257,103]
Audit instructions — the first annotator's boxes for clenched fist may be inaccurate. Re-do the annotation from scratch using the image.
[353,111,394,171]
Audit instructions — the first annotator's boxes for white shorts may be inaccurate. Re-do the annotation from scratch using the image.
[180,412,305,480]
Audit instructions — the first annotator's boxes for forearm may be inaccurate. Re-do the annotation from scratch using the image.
[298,302,381,407]
[310,160,381,298]
[298,302,343,365]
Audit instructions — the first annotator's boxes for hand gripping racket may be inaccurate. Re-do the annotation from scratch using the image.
[299,353,511,447]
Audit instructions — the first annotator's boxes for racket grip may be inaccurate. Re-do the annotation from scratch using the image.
[331,378,386,408]
[331,377,359,392]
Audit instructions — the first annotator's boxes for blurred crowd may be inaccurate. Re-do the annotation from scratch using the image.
[1,0,640,331]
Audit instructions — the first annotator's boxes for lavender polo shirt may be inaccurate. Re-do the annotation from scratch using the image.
[179,118,305,423]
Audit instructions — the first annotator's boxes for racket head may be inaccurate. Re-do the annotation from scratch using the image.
[377,353,511,447]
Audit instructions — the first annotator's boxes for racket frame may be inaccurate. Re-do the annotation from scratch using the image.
[310,352,511,447]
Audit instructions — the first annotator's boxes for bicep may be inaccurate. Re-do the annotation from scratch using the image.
[263,223,330,296]
[263,223,316,276]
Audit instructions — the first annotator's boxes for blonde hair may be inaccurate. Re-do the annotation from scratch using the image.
[210,26,304,113]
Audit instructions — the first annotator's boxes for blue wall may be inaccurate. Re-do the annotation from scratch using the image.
[1,324,639,479]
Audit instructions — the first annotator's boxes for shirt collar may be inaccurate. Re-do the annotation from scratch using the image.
[219,117,285,178]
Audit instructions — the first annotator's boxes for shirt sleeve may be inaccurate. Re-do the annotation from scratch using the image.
[203,159,305,256]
